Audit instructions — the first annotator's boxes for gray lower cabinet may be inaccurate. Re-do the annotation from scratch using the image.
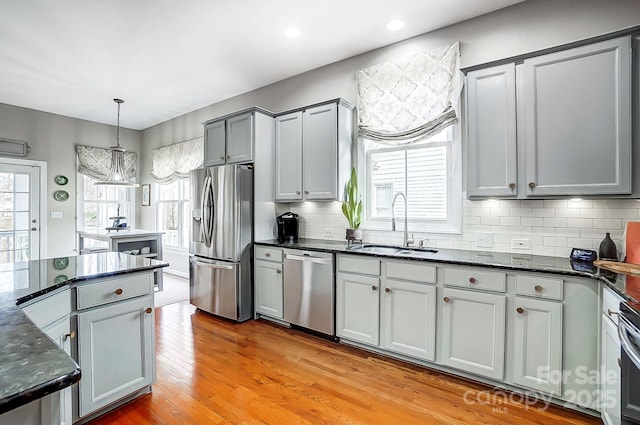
[75,273,155,420]
[254,246,284,319]
[466,35,632,198]
[439,287,506,380]
[336,271,381,346]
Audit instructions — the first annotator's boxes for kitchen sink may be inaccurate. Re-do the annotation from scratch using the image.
[349,244,438,257]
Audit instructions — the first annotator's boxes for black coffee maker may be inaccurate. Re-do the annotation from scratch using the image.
[276,212,299,243]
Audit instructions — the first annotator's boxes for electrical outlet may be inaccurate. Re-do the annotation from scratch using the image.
[476,233,494,248]
[324,227,334,238]
[512,238,530,250]
[50,211,63,219]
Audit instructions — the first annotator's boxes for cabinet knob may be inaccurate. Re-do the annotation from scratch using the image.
[64,331,76,341]
[517,307,525,314]
[296,191,301,195]
[608,309,619,317]
[528,182,536,189]
[265,253,270,257]
[509,183,516,190]
[385,288,391,293]
[114,288,123,295]
[371,285,378,291]
[443,296,450,303]
[145,307,153,314]
[276,269,281,274]
[469,277,476,284]
[227,155,230,159]
[219,155,225,160]
[534,285,543,293]
[304,190,309,195]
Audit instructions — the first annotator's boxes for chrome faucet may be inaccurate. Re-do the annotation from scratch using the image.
[391,192,414,247]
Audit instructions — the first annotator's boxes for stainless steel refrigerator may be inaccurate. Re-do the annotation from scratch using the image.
[189,164,253,322]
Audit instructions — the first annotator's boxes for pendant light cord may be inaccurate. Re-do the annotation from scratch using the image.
[114,98,124,148]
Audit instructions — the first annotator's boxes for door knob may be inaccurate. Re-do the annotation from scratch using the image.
[31,227,37,231]
[64,331,76,341]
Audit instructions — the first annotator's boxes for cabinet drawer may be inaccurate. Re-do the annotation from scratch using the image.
[515,275,563,300]
[443,267,506,292]
[21,289,71,329]
[255,246,283,263]
[602,285,624,324]
[76,274,153,310]
[338,255,380,276]
[385,261,436,284]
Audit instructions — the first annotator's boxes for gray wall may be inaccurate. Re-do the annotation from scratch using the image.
[0,103,141,257]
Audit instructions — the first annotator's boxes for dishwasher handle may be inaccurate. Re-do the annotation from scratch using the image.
[285,253,333,265]
[190,258,234,270]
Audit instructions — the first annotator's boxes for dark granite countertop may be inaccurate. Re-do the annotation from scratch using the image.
[255,238,638,305]
[0,252,168,415]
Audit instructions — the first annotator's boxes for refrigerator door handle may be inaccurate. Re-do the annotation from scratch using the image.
[201,175,213,247]
[190,258,234,270]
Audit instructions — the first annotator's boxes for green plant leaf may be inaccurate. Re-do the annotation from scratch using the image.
[341,167,362,229]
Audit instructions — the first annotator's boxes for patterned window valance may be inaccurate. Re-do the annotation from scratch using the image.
[150,136,203,183]
[356,42,463,144]
[76,145,137,180]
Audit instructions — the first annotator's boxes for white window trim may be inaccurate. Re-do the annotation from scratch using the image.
[357,124,462,235]
[154,180,190,251]
[76,175,136,231]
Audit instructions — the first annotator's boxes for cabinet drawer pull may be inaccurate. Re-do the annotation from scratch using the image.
[608,309,619,317]
[219,155,225,160]
[534,285,543,292]
[265,252,270,257]
[114,288,123,295]
[385,288,391,293]
[304,190,309,195]
[64,331,76,341]
[509,183,516,190]
[371,285,378,291]
[443,296,450,303]
[145,307,153,314]
[517,307,525,314]
[528,182,536,189]
[276,269,281,274]
[469,277,476,284]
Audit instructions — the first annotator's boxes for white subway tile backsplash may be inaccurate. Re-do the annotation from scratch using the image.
[285,197,640,259]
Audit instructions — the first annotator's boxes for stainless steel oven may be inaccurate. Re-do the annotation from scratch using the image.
[619,302,640,424]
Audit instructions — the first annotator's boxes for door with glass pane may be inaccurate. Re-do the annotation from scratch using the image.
[0,163,40,261]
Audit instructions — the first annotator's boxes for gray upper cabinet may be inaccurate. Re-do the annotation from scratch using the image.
[275,99,353,202]
[523,36,632,196]
[466,35,632,198]
[204,110,267,166]
[467,63,517,197]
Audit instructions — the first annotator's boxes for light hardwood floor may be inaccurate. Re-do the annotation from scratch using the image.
[89,301,602,425]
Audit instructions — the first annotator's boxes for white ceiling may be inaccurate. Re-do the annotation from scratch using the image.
[0,0,523,130]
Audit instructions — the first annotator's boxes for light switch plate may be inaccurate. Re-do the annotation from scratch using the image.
[50,211,63,219]
[476,233,494,248]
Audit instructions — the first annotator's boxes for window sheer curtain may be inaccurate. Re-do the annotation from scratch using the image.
[76,145,137,180]
[150,137,203,183]
[356,42,463,145]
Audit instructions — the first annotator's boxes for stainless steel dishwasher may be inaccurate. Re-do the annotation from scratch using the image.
[283,249,335,336]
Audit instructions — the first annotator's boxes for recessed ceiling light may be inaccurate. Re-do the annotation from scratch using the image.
[387,19,405,31]
[284,27,301,39]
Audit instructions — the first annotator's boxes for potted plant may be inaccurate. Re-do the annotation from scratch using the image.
[342,167,363,241]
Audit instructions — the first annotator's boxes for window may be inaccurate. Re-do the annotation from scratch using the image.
[155,179,190,250]
[363,126,461,233]
[77,175,132,231]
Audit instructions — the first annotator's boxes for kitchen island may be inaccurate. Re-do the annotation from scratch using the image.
[0,252,168,423]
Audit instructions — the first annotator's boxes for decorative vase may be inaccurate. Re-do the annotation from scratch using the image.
[598,232,617,260]
[345,228,362,242]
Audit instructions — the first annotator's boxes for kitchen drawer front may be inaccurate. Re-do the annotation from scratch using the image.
[443,267,506,293]
[76,274,153,310]
[21,288,71,329]
[338,255,381,276]
[385,261,436,284]
[602,285,624,324]
[515,275,563,300]
[255,246,283,263]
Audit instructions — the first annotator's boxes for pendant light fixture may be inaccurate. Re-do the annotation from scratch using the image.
[95,98,138,187]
